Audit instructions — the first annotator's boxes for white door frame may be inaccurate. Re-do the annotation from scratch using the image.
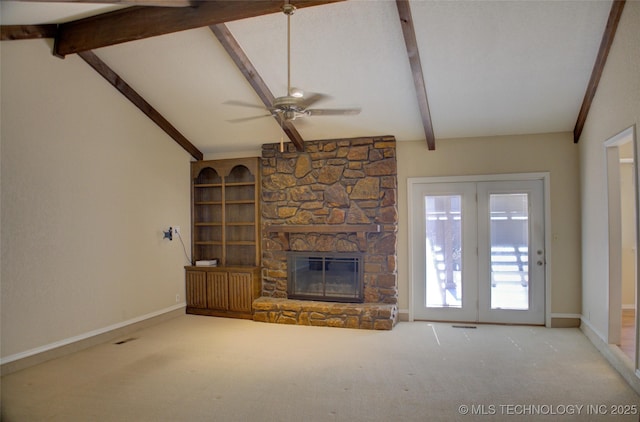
[408,172,552,326]
[604,125,638,372]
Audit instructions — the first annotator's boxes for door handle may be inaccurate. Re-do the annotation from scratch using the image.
[537,250,544,266]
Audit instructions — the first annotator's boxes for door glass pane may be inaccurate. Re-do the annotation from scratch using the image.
[425,195,462,308]
[489,193,529,310]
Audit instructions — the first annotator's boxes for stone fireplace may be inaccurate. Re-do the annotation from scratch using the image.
[253,136,399,330]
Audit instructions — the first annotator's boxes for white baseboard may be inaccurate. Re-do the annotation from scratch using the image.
[398,308,410,322]
[1,304,185,375]
[548,313,581,327]
[579,315,606,343]
[550,313,582,319]
[580,315,640,395]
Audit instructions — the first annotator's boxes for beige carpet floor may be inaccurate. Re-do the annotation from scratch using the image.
[2,315,639,421]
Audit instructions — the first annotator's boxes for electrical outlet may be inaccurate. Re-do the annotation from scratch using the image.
[175,294,180,303]
[173,226,181,236]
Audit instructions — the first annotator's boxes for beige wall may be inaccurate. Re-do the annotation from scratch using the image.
[578,1,640,339]
[397,133,581,320]
[1,40,192,359]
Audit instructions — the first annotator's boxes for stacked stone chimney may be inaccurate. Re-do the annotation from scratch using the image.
[260,136,398,306]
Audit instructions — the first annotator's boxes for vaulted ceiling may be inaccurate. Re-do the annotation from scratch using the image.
[1,0,622,158]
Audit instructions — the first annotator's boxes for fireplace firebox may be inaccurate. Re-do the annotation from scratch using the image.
[287,252,364,303]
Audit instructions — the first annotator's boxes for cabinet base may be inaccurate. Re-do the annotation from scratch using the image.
[186,307,254,320]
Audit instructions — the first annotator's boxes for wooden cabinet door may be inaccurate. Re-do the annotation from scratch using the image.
[186,271,208,309]
[207,272,229,310]
[228,272,254,313]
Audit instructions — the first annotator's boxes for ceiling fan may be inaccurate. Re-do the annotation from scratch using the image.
[225,2,361,124]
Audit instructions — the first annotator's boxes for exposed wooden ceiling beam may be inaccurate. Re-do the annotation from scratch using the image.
[573,0,626,143]
[396,0,435,151]
[1,24,58,40]
[53,0,344,58]
[78,50,203,160]
[0,23,58,41]
[9,0,197,6]
[209,23,305,151]
[280,120,305,152]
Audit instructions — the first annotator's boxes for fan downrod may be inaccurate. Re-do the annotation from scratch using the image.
[223,1,361,123]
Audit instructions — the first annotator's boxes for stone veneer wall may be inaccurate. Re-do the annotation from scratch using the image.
[260,136,398,308]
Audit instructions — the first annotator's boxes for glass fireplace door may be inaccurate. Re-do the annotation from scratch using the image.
[287,252,364,303]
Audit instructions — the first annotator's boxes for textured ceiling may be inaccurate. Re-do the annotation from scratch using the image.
[1,0,613,155]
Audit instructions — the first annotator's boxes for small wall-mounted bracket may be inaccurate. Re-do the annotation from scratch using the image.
[163,227,173,241]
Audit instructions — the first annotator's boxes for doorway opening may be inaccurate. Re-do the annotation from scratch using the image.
[605,126,638,367]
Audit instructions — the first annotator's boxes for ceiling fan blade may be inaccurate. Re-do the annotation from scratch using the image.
[298,93,330,108]
[224,100,268,110]
[306,108,361,116]
[226,114,273,123]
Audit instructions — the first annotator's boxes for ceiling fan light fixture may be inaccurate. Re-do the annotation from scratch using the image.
[224,1,361,124]
[290,87,304,98]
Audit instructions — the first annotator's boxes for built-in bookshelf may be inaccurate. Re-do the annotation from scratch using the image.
[186,157,260,319]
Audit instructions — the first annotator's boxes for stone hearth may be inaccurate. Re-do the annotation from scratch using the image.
[255,136,398,330]
[253,297,397,330]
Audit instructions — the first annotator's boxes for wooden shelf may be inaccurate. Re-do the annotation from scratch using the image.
[226,181,255,187]
[265,224,381,251]
[226,200,255,205]
[194,183,222,188]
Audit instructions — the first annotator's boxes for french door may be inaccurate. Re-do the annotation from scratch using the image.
[410,177,546,325]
